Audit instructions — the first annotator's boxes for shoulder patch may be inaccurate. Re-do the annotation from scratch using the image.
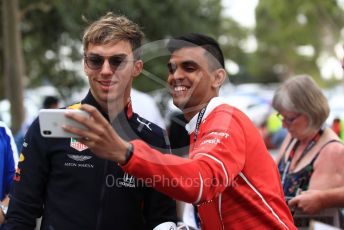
[67,103,81,110]
[19,153,25,162]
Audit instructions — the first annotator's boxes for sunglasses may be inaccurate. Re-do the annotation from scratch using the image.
[276,113,301,125]
[84,54,134,71]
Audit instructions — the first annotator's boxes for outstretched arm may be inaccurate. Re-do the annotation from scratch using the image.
[64,104,242,204]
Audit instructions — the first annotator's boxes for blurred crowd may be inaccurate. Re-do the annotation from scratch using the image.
[1,82,344,153]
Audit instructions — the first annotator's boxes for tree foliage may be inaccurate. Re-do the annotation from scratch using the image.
[0,0,227,100]
[251,0,344,84]
[4,0,343,131]
[2,0,25,133]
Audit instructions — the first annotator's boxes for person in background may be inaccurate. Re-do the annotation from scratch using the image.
[42,96,60,109]
[286,47,344,216]
[331,118,341,137]
[64,33,296,230]
[330,117,344,142]
[272,75,344,209]
[266,111,288,149]
[4,12,176,230]
[288,187,344,214]
[0,121,18,227]
[14,96,61,152]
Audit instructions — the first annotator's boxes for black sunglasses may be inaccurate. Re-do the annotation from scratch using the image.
[84,54,134,71]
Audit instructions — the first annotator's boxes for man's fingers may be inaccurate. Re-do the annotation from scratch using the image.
[65,105,107,135]
[63,104,121,149]
[62,124,88,138]
[288,197,298,207]
[79,104,122,139]
[80,104,109,124]
[77,136,96,147]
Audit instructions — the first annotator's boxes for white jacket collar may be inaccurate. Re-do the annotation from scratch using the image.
[185,97,228,134]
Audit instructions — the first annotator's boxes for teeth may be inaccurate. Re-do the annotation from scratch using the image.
[174,86,187,92]
[100,81,114,86]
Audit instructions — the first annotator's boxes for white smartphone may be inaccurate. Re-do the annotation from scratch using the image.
[39,109,90,138]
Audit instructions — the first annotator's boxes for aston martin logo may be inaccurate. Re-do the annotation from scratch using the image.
[67,154,92,162]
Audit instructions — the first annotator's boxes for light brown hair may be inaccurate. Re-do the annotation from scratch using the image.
[83,12,144,59]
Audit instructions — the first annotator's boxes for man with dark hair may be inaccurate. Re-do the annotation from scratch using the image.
[42,96,59,109]
[65,33,296,230]
[4,12,176,230]
[167,33,225,69]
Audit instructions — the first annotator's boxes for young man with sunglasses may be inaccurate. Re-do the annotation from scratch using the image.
[3,13,176,230]
[64,33,296,229]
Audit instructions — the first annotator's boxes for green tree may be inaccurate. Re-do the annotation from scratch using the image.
[251,0,344,84]
[0,0,225,100]
[1,0,249,130]
[218,17,251,84]
[2,0,25,133]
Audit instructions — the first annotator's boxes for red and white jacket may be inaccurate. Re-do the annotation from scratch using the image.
[123,97,296,230]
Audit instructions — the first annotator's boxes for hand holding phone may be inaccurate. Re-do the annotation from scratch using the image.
[39,109,90,138]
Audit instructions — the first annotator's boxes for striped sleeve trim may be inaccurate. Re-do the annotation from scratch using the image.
[194,172,204,204]
[193,153,229,187]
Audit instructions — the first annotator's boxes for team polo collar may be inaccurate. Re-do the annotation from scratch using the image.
[81,90,133,121]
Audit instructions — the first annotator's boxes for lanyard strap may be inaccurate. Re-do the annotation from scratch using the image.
[193,106,207,143]
[281,128,323,186]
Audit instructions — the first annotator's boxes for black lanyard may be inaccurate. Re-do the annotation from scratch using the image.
[281,128,323,186]
[193,105,207,143]
[193,106,206,229]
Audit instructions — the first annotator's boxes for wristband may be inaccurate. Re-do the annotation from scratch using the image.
[0,204,8,215]
[123,143,134,165]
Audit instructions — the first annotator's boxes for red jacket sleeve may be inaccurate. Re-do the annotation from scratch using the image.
[122,108,249,204]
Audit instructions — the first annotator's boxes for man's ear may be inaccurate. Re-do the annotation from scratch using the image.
[132,60,143,78]
[212,69,227,88]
